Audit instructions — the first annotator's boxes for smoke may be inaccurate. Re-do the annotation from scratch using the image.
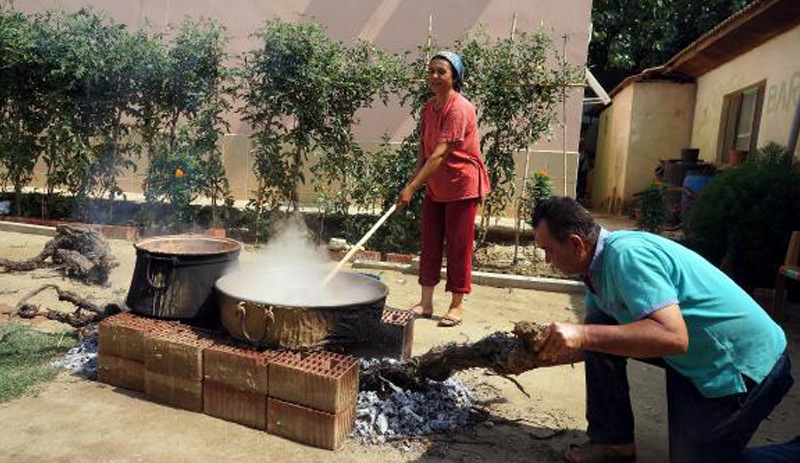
[256,215,332,273]
[218,215,383,306]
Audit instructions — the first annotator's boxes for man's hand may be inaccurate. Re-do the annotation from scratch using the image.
[535,322,587,362]
[396,185,416,211]
[534,305,688,361]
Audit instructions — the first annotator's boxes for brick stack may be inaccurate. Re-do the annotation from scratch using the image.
[203,341,275,429]
[97,313,159,392]
[268,351,359,450]
[144,325,214,412]
[97,312,361,451]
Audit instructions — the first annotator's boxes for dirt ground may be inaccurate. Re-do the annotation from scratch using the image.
[0,229,798,463]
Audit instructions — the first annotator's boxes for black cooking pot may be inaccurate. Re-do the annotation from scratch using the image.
[216,268,388,350]
[126,235,241,322]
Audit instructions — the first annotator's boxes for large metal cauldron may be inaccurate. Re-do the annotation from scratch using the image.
[126,235,241,322]
[216,268,388,350]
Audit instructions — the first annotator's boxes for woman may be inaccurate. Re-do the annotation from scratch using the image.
[396,51,490,327]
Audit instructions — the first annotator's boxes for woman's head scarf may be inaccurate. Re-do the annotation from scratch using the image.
[431,51,465,92]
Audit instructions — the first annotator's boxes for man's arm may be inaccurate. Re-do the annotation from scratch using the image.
[536,304,689,361]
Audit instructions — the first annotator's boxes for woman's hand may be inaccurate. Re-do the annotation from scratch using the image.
[396,184,416,211]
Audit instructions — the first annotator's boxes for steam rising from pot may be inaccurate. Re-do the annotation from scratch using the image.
[217,216,385,307]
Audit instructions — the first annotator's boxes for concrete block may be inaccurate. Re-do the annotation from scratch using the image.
[0,220,55,237]
[470,271,585,294]
[328,249,347,262]
[352,260,409,272]
[203,381,267,430]
[267,398,355,451]
[268,352,358,414]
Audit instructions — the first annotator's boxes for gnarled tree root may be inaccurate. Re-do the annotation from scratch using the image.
[361,321,549,391]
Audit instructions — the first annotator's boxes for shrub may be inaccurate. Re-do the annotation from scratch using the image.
[637,184,666,233]
[684,143,800,289]
[521,170,553,223]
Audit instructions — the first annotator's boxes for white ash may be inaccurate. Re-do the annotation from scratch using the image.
[353,358,475,445]
[51,332,97,378]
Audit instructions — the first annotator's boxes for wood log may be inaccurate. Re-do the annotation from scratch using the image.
[13,284,120,329]
[0,225,117,285]
[361,321,550,391]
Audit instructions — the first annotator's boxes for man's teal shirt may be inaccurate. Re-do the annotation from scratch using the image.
[586,229,787,398]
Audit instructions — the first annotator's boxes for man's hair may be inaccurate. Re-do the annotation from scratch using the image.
[531,197,600,244]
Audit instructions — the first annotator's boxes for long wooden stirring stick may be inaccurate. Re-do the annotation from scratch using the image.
[319,204,397,288]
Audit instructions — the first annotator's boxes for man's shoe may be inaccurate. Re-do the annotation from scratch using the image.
[563,440,636,463]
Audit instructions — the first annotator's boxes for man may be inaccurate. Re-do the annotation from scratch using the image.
[531,197,795,463]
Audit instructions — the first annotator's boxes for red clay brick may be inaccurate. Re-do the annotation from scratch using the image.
[203,228,226,238]
[203,381,267,430]
[98,312,160,361]
[93,224,138,241]
[203,341,274,394]
[145,329,214,381]
[97,353,144,392]
[379,308,416,360]
[267,398,355,450]
[144,370,203,412]
[385,253,414,265]
[355,250,381,262]
[268,352,358,413]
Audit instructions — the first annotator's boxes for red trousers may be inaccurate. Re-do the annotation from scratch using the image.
[418,196,479,294]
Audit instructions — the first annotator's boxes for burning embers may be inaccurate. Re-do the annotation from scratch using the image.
[353,358,476,445]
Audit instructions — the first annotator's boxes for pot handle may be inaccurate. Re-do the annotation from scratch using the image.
[235,301,274,344]
[146,255,178,290]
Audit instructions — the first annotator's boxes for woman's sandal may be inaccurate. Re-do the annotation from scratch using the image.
[437,314,462,327]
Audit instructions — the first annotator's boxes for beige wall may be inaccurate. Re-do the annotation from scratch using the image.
[13,0,592,214]
[593,84,633,213]
[692,24,800,161]
[592,81,695,211]
[592,24,800,213]
[624,81,696,198]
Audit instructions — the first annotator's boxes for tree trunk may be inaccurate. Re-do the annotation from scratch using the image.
[360,321,550,391]
[292,146,303,212]
[13,183,23,217]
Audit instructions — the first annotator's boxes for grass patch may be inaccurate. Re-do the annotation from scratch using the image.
[0,324,76,403]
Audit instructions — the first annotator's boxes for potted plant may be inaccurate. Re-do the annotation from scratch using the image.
[729,149,747,166]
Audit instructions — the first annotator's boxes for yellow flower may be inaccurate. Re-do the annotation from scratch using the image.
[175,168,185,177]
